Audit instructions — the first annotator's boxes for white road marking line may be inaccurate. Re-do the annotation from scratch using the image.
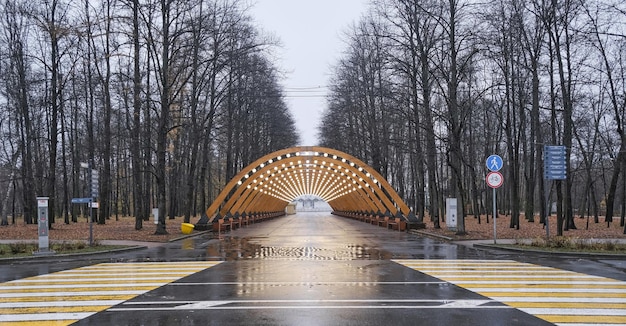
[0,312,94,322]
[107,299,509,311]
[171,281,447,286]
[466,288,626,293]
[0,290,145,298]
[0,300,124,308]
[556,324,626,326]
[122,299,502,305]
[0,283,173,290]
[491,297,626,303]
[520,308,626,316]
[8,276,191,283]
[449,281,624,285]
[110,305,513,311]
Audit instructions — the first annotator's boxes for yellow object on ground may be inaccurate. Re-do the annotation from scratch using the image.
[181,223,195,234]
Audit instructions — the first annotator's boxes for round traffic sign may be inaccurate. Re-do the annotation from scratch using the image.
[486,154,503,172]
[486,171,504,188]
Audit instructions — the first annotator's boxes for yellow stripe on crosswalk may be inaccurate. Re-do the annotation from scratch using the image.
[3,279,186,286]
[506,302,626,309]
[395,259,626,326]
[15,273,192,279]
[0,286,159,293]
[479,291,626,298]
[537,315,626,324]
[0,320,78,326]
[0,261,222,326]
[0,306,111,314]
[0,295,137,302]
[456,283,626,289]
[442,277,610,282]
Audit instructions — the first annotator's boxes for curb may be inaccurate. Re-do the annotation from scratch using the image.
[1,230,216,263]
[473,243,626,259]
[0,245,147,263]
[409,229,454,241]
[168,230,212,242]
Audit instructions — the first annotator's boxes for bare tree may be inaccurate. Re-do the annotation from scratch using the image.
[0,0,37,224]
[377,0,444,227]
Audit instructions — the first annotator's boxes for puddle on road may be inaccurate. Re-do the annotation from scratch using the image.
[181,238,195,250]
[201,237,394,261]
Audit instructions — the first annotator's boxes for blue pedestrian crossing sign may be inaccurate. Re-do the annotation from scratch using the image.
[486,155,503,172]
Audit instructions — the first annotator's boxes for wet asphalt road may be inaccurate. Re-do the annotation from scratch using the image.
[1,212,625,325]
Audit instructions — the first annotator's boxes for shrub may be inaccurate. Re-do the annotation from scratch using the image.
[51,241,90,252]
[525,236,626,252]
[10,243,36,254]
[547,236,575,249]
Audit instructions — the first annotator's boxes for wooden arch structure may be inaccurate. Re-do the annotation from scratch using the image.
[197,147,419,227]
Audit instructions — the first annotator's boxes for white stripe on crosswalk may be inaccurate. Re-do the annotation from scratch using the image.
[521,308,626,316]
[0,261,222,325]
[395,259,626,326]
[0,300,124,308]
[491,296,626,303]
[0,312,94,322]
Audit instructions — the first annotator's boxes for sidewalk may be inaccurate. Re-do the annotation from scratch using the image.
[454,238,626,258]
[0,239,164,248]
[410,229,626,258]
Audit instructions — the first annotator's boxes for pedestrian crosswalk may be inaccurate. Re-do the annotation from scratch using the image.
[394,259,626,326]
[0,261,221,325]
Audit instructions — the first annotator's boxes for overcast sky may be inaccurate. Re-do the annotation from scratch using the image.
[250,0,369,146]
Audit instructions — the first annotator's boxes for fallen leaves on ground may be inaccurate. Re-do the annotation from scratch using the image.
[0,216,191,243]
[422,214,626,240]
[0,214,623,243]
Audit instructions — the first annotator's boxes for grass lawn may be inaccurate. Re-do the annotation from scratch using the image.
[0,241,128,258]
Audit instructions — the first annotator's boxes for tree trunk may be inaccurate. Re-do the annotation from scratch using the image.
[131,0,144,230]
[155,0,171,235]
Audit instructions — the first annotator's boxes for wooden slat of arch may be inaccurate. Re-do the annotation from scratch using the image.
[219,161,388,217]
[205,147,412,223]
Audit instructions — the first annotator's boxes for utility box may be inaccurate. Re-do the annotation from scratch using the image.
[446,198,457,232]
[34,197,54,255]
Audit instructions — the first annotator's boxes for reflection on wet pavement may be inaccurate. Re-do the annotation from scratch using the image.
[180,237,194,250]
[194,212,480,261]
[206,237,394,261]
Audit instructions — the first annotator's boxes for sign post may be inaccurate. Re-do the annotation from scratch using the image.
[486,155,504,244]
[543,145,567,240]
[74,163,97,246]
[89,169,99,246]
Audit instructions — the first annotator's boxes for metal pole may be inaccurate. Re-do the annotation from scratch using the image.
[493,187,497,244]
[89,198,93,246]
[88,165,93,246]
[545,180,551,240]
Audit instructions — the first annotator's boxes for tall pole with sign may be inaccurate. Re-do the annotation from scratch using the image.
[543,145,567,240]
[73,163,97,246]
[90,169,99,246]
[486,155,504,244]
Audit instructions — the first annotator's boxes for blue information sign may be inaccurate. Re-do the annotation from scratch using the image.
[91,169,99,198]
[544,145,567,180]
[71,197,92,204]
[486,155,503,172]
